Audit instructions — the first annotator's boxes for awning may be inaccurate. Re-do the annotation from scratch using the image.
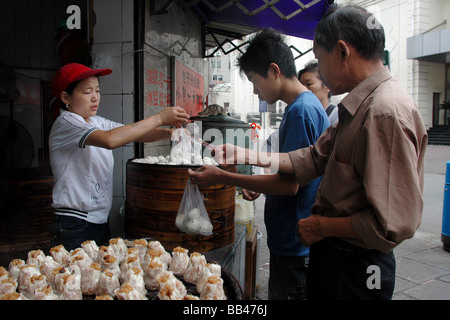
[184,0,335,56]
[407,27,450,63]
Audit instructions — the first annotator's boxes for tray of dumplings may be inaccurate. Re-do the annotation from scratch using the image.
[0,237,243,300]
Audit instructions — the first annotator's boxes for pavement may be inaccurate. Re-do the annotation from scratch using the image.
[253,144,450,300]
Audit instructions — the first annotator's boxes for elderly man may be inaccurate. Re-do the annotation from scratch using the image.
[189,4,427,300]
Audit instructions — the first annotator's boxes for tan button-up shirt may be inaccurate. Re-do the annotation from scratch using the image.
[288,67,428,253]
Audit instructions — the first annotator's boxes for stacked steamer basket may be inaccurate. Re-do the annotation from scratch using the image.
[125,161,236,252]
[0,167,54,251]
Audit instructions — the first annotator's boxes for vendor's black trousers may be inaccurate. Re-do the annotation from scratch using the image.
[306,237,396,300]
[52,215,111,251]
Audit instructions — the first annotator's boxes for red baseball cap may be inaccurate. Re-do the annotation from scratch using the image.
[52,63,112,101]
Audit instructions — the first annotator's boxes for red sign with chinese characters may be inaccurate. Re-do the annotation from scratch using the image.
[173,59,204,117]
[145,68,172,108]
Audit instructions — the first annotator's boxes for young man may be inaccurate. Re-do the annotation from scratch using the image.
[221,28,329,299]
[189,5,427,300]
[298,61,338,125]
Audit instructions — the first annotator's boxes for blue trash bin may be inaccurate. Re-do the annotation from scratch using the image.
[442,161,450,252]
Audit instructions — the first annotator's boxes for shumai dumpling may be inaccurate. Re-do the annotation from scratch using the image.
[70,252,93,273]
[124,247,139,261]
[25,274,48,299]
[34,285,59,300]
[101,254,120,276]
[81,240,99,261]
[169,246,189,276]
[60,273,82,300]
[144,257,167,290]
[132,239,148,264]
[50,245,70,267]
[0,267,8,282]
[196,262,221,294]
[96,246,110,264]
[122,267,146,297]
[147,241,171,265]
[8,259,25,280]
[26,250,46,269]
[199,275,226,300]
[158,282,184,300]
[156,271,186,297]
[0,292,28,300]
[18,264,40,294]
[40,256,60,285]
[184,252,207,284]
[0,278,18,298]
[97,269,120,298]
[53,266,70,295]
[108,237,128,263]
[115,282,148,300]
[81,262,101,295]
[119,256,142,283]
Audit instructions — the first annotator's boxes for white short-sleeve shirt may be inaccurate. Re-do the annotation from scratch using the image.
[326,104,339,125]
[49,109,124,224]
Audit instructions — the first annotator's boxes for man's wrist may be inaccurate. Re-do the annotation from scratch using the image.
[318,216,359,240]
[317,216,329,239]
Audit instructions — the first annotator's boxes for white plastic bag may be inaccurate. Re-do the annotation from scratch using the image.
[170,123,202,165]
[175,178,213,236]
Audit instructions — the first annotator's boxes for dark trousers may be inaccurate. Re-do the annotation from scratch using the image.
[306,237,396,300]
[269,254,309,300]
[53,215,111,251]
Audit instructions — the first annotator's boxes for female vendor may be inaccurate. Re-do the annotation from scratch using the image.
[49,63,189,250]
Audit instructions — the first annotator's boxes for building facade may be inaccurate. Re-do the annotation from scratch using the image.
[340,0,450,130]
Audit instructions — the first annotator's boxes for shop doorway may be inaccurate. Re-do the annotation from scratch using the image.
[443,63,450,126]
[433,92,441,126]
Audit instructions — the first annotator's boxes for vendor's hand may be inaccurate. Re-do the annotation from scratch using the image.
[297,215,326,247]
[157,106,190,127]
[213,143,247,167]
[188,165,222,188]
[242,189,260,201]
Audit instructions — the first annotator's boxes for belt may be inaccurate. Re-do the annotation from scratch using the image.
[315,237,383,256]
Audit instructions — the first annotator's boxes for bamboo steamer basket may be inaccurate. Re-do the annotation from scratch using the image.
[125,160,236,252]
[0,168,54,251]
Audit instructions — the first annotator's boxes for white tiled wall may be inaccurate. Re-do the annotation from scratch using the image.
[91,0,134,236]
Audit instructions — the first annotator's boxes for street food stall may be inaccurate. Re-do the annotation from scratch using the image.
[0,0,334,300]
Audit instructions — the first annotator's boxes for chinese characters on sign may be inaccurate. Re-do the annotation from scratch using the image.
[145,68,172,108]
[145,59,204,117]
[173,59,204,116]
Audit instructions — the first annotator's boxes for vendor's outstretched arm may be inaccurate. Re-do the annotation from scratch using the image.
[86,107,189,149]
